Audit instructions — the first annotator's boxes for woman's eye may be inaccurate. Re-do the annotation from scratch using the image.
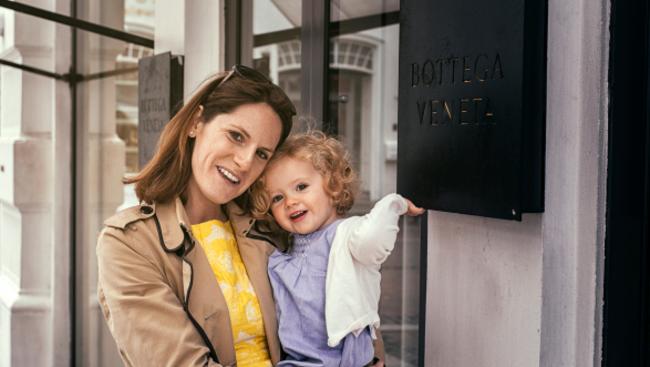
[256,150,269,160]
[229,131,244,143]
[271,195,283,204]
[296,183,308,191]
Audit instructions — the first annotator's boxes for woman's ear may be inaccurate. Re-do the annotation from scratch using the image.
[195,105,204,120]
[189,105,205,138]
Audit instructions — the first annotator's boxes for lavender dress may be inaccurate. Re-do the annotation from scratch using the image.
[268,220,374,367]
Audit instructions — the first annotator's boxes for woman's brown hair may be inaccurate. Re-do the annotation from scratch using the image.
[125,67,296,210]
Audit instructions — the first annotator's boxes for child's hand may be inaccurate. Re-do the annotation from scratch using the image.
[405,199,425,216]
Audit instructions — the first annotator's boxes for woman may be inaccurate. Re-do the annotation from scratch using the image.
[97,65,385,367]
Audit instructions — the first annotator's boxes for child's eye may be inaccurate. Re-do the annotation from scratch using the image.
[256,150,269,160]
[296,183,308,191]
[271,194,283,204]
[229,131,244,143]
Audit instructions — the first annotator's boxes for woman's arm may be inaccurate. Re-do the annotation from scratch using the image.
[97,228,223,367]
[371,328,386,366]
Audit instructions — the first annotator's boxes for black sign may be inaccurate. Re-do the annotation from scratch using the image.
[138,52,184,168]
[397,0,546,220]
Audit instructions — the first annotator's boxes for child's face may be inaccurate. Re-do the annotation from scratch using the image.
[264,156,339,235]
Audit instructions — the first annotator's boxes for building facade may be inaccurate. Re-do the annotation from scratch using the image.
[0,0,647,366]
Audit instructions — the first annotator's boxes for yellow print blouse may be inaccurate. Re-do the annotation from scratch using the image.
[191,220,272,367]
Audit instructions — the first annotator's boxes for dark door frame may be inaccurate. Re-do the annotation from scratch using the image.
[602,0,650,365]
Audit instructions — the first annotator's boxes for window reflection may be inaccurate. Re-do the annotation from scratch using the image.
[254,1,418,364]
[329,2,420,366]
[77,0,154,365]
[253,0,302,120]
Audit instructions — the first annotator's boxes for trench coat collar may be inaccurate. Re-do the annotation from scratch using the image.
[149,198,188,252]
[154,199,257,252]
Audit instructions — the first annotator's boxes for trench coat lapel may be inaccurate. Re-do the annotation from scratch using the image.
[183,235,237,365]
[227,203,281,365]
[158,199,237,365]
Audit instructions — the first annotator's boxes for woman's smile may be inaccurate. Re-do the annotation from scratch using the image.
[217,165,241,184]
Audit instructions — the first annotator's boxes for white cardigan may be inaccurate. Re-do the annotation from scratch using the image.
[325,193,408,347]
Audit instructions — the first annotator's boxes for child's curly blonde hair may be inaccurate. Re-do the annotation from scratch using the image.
[250,130,358,220]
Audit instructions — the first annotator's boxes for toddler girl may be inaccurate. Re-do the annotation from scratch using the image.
[251,131,423,367]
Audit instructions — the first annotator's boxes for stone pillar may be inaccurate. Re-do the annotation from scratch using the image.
[0,0,68,365]
[539,0,609,365]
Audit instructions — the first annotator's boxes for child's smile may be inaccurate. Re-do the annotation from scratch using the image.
[265,156,339,234]
[289,209,307,222]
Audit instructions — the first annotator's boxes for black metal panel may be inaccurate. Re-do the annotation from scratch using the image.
[602,1,650,366]
[398,0,546,220]
[138,52,184,168]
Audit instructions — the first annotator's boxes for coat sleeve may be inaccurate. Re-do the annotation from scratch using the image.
[347,193,408,266]
[97,227,223,367]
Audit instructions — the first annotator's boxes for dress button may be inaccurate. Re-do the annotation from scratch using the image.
[140,206,153,215]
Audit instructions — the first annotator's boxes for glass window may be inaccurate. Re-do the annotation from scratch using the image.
[76,0,154,365]
[75,0,155,34]
[329,2,422,366]
[253,0,302,120]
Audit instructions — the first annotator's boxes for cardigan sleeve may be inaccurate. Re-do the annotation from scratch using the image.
[346,193,408,266]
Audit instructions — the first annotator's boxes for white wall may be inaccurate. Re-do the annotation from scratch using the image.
[425,214,543,367]
[539,0,609,365]
[423,0,610,366]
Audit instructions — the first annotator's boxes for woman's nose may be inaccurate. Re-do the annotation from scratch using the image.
[233,147,255,170]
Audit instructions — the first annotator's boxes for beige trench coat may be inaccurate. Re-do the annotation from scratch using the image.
[97,198,281,367]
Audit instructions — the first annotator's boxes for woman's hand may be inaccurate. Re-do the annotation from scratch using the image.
[405,198,425,216]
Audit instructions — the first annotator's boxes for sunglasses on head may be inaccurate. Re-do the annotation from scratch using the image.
[217,64,272,88]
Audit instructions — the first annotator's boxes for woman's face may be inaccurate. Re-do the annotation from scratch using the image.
[187,102,283,208]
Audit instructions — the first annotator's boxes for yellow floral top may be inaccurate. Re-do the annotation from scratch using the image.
[191,220,272,367]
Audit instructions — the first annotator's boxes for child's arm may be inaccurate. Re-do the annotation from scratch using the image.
[347,193,422,266]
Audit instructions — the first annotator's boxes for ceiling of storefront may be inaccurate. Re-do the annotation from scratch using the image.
[271,0,399,25]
